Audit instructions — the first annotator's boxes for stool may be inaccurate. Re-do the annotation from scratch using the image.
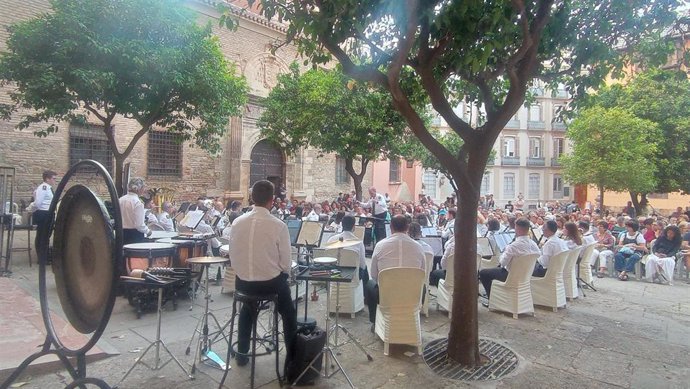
[219,291,281,389]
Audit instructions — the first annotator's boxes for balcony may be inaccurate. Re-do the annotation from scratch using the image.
[501,156,520,166]
[527,157,545,166]
[552,122,567,131]
[505,119,520,129]
[527,121,546,130]
[551,157,561,166]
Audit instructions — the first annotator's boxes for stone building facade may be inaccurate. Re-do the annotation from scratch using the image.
[0,0,369,205]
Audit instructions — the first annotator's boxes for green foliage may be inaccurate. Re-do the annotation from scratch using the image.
[560,107,659,194]
[0,0,248,156]
[258,63,421,196]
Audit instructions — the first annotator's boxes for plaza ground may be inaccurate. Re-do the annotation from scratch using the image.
[1,232,689,389]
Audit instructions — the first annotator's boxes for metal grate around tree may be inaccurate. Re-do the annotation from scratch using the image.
[423,337,518,381]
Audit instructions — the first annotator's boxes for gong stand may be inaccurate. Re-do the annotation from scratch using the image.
[1,160,122,389]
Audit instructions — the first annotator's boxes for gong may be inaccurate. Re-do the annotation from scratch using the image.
[52,184,115,334]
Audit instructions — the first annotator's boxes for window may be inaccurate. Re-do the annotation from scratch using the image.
[389,159,401,183]
[529,137,542,158]
[503,173,515,198]
[553,174,563,197]
[529,104,542,122]
[648,193,669,199]
[480,173,491,195]
[423,170,437,199]
[553,138,565,158]
[528,173,540,199]
[148,130,182,176]
[69,124,113,173]
[503,137,516,157]
[335,156,349,184]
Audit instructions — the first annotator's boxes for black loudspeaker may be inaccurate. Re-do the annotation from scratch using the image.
[287,326,327,385]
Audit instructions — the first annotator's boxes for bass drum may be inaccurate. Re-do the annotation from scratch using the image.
[52,184,115,334]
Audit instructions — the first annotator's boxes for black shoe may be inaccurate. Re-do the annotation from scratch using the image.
[236,354,249,366]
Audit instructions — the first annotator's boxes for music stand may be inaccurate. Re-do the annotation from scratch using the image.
[286,219,303,246]
[293,221,324,328]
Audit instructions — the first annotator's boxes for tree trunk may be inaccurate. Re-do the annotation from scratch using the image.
[598,185,605,214]
[345,157,368,201]
[114,155,126,196]
[629,191,640,215]
[446,174,481,366]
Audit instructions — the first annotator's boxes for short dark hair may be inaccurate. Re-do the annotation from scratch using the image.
[578,221,590,231]
[487,218,501,232]
[514,217,531,231]
[251,180,274,205]
[408,222,422,239]
[390,215,410,233]
[544,220,558,233]
[42,170,57,181]
[341,215,356,231]
[625,219,640,232]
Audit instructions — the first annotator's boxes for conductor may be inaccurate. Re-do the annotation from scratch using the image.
[360,186,388,245]
[227,180,297,366]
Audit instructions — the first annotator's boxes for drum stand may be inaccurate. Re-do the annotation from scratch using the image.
[185,263,227,375]
[116,286,191,387]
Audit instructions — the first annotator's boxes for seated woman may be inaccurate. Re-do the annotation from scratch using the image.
[562,221,583,250]
[645,225,682,284]
[613,220,647,281]
[593,221,616,277]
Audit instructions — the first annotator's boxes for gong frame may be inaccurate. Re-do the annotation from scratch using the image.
[2,160,122,389]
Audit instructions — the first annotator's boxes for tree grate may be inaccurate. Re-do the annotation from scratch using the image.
[423,337,518,381]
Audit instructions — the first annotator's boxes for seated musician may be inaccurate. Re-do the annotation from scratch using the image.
[533,220,568,277]
[227,180,296,366]
[365,215,425,328]
[478,218,540,303]
[143,197,158,225]
[194,208,221,256]
[157,201,176,232]
[429,234,453,287]
[326,215,369,284]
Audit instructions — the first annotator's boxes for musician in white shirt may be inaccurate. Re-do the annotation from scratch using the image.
[479,218,540,299]
[119,177,151,245]
[365,215,425,324]
[326,215,368,283]
[360,187,389,244]
[32,170,57,260]
[157,202,175,232]
[533,220,568,277]
[227,180,296,366]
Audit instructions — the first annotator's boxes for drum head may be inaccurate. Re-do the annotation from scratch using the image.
[53,185,114,334]
[314,257,337,265]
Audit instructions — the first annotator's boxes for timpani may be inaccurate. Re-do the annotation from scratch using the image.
[123,243,176,275]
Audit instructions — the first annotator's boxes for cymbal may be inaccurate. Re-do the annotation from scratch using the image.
[186,256,230,265]
[324,239,360,249]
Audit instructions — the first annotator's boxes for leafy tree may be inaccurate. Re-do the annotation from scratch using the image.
[560,107,659,212]
[0,0,248,193]
[258,64,420,200]
[238,0,677,365]
[591,69,690,211]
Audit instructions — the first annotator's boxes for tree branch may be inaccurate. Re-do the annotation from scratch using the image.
[122,125,151,158]
[83,103,107,124]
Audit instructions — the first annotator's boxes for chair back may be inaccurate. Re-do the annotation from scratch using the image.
[543,250,570,281]
[444,246,455,287]
[378,267,425,307]
[564,246,582,275]
[579,243,596,265]
[504,254,539,286]
[424,252,433,281]
[321,248,360,282]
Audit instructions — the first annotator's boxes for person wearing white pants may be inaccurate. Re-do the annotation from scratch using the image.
[592,221,616,277]
[645,225,682,284]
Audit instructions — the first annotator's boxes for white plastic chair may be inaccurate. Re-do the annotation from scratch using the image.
[563,246,583,300]
[531,250,570,312]
[578,244,596,286]
[375,267,425,355]
[323,248,364,317]
[436,251,456,317]
[488,253,539,319]
[421,252,434,317]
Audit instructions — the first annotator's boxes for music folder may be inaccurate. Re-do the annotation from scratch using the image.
[180,209,205,230]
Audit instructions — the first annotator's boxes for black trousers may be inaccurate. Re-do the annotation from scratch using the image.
[532,264,547,277]
[236,274,297,360]
[359,266,370,285]
[429,269,446,287]
[32,209,51,262]
[372,212,388,244]
[478,267,508,298]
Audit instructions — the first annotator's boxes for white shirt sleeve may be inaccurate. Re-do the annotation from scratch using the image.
[278,225,292,273]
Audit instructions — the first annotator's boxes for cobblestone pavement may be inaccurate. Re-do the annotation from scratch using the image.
[2,234,689,389]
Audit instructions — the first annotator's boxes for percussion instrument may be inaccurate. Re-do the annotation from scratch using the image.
[323,239,360,250]
[123,243,176,275]
[186,256,229,265]
[156,238,207,267]
[149,231,178,240]
[313,256,338,265]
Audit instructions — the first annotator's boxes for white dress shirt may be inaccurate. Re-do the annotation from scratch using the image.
[499,235,540,272]
[538,235,568,269]
[440,238,454,270]
[362,193,388,215]
[227,206,292,281]
[157,211,175,232]
[416,239,435,258]
[305,210,319,221]
[370,232,425,280]
[33,182,53,211]
[326,230,366,269]
[119,192,150,235]
[583,233,596,245]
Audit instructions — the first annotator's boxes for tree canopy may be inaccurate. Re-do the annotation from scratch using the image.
[238,0,678,365]
[0,0,248,192]
[585,69,690,208]
[258,64,420,199]
[560,106,659,211]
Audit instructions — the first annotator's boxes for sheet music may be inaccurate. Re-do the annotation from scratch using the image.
[477,237,494,257]
[180,209,205,229]
[295,221,324,246]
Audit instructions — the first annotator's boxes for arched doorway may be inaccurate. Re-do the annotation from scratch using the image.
[249,139,284,192]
